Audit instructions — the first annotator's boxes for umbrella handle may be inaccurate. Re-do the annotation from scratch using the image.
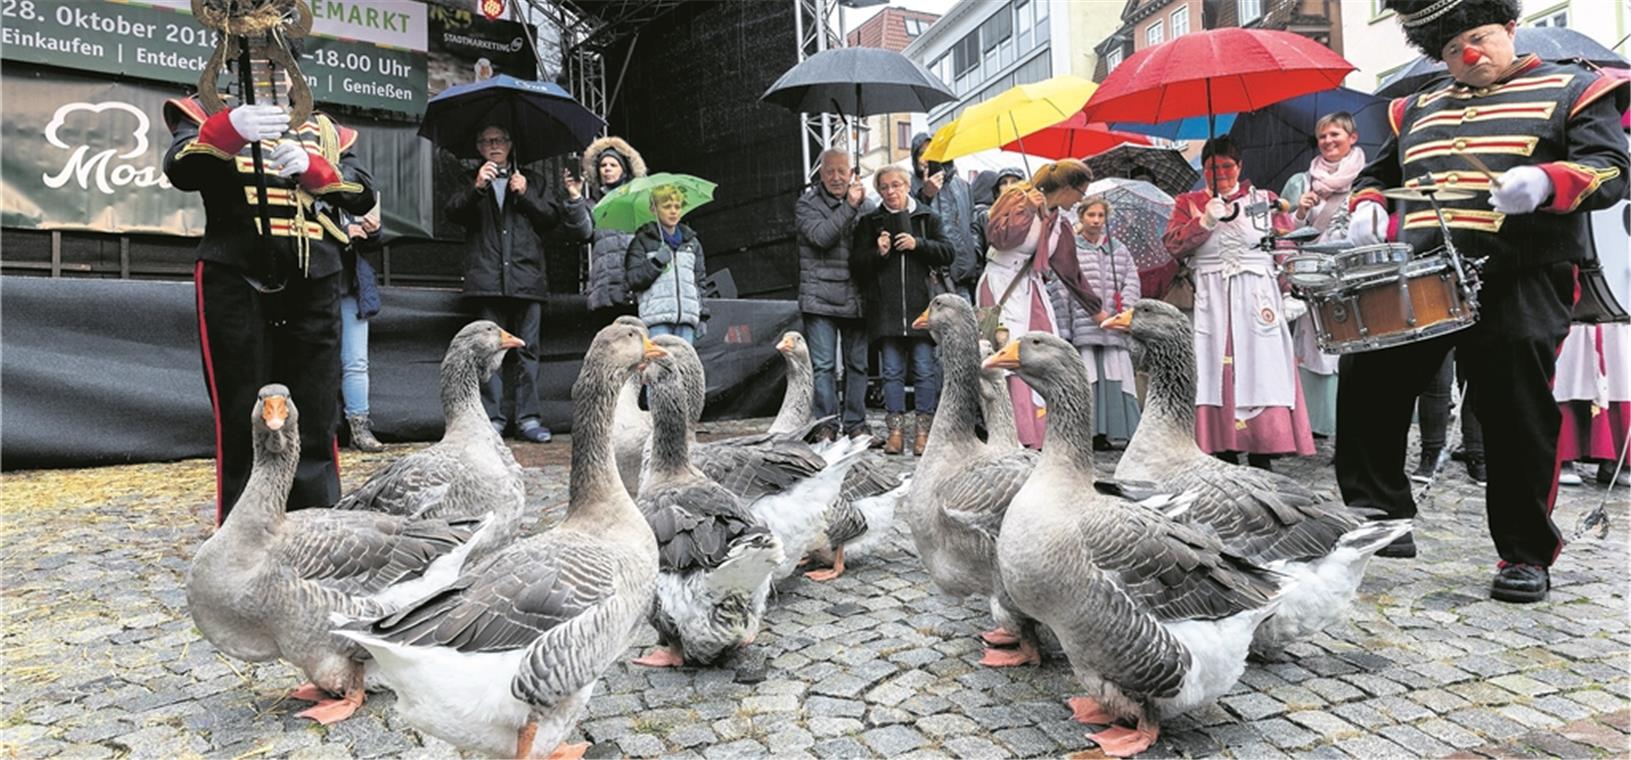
[1220,203,1240,223]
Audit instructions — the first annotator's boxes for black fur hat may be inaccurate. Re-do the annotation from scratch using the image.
[1385,0,1520,60]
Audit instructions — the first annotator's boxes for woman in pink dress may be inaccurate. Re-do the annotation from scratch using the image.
[976,160,1095,448]
[1162,136,1315,470]
[1553,323,1631,486]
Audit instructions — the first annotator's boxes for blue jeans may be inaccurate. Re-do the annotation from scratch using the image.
[878,336,939,415]
[804,314,869,431]
[339,295,369,417]
[475,297,542,428]
[648,322,696,343]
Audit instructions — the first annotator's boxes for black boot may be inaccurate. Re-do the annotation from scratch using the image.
[1410,449,1441,484]
[1491,563,1549,603]
[1246,454,1274,472]
[1465,454,1488,487]
[347,415,385,453]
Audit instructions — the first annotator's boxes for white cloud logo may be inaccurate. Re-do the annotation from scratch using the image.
[42,100,168,195]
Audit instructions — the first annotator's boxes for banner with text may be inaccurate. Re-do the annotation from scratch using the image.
[0,0,428,116]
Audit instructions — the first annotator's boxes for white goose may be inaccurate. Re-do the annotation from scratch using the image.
[630,336,783,667]
[1103,300,1410,657]
[187,385,491,724]
[986,332,1288,757]
[609,315,653,499]
[335,323,663,759]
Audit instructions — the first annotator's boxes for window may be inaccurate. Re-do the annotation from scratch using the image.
[1529,8,1568,28]
[952,31,979,76]
[1015,0,1034,51]
[1170,6,1189,37]
[1146,20,1164,47]
[896,121,911,150]
[981,7,1012,52]
[1033,0,1050,43]
[1238,0,1262,24]
[1106,47,1123,72]
[903,18,927,36]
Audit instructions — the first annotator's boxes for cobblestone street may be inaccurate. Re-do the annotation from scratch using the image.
[2,425,1628,759]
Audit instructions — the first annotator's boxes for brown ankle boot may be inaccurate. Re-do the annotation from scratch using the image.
[883,413,906,455]
[913,413,933,456]
[347,415,385,453]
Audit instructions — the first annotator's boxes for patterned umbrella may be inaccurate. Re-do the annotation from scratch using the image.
[1085,177,1177,298]
[1083,144,1199,198]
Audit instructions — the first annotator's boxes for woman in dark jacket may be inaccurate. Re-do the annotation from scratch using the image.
[849,165,955,455]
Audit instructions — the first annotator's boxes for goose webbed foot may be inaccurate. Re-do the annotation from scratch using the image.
[1087,718,1159,758]
[515,721,537,759]
[1068,696,1117,724]
[979,627,1020,646]
[803,546,847,581]
[545,741,588,760]
[978,639,1040,667]
[286,682,328,702]
[295,684,364,724]
[631,647,686,667]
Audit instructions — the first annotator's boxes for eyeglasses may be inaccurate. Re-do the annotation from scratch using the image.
[477,137,511,147]
[879,181,909,191]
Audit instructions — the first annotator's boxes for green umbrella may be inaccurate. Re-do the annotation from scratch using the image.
[591,172,717,233]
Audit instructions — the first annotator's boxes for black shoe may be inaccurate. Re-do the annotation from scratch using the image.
[1375,531,1417,558]
[1247,454,1275,472]
[518,424,553,443]
[1410,450,1440,484]
[1449,447,1467,463]
[1093,435,1113,452]
[1490,563,1549,603]
[1465,455,1488,486]
[1214,451,1240,465]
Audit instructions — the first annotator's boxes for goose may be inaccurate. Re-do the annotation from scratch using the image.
[977,339,1020,451]
[187,384,489,725]
[1102,300,1411,657]
[334,321,526,556]
[630,335,783,666]
[769,331,907,582]
[334,323,663,759]
[610,315,653,498]
[657,336,870,582]
[906,295,1043,667]
[985,332,1290,757]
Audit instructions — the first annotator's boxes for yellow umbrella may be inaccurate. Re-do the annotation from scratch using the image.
[920,75,1098,164]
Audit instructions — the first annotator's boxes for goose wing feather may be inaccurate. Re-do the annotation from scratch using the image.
[694,440,826,502]
[640,481,772,573]
[1085,505,1285,623]
[938,453,1036,544]
[278,510,477,595]
[332,450,459,517]
[1170,464,1358,564]
[825,460,905,546]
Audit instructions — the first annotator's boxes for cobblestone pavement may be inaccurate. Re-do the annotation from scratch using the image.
[3,421,1628,759]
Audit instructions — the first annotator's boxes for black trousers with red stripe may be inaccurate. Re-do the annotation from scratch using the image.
[1335,262,1577,567]
[196,260,342,522]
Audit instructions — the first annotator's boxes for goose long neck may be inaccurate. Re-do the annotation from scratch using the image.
[927,321,983,446]
[440,349,491,434]
[647,381,693,479]
[979,368,1019,449]
[769,350,814,435]
[1142,333,1198,434]
[226,430,298,535]
[1029,363,1097,477]
[569,365,627,512]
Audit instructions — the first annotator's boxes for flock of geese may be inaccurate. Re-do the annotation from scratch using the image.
[185,297,1409,758]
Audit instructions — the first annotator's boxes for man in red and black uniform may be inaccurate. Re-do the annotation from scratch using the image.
[1336,0,1627,602]
[164,94,375,523]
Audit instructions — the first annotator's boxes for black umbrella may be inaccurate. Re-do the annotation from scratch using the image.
[761,47,954,166]
[419,75,605,163]
[1229,87,1391,195]
[1083,144,1200,198]
[1375,27,1627,99]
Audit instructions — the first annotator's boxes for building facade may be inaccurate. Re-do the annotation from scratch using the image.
[1094,0,1346,82]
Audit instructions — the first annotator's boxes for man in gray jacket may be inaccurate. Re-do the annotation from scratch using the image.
[795,149,875,439]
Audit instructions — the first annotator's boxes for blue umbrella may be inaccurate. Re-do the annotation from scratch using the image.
[1228,87,1390,196]
[419,75,605,163]
[1110,113,1237,141]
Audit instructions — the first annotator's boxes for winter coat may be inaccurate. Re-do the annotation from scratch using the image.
[969,167,1026,272]
[444,167,592,302]
[341,221,382,319]
[1050,233,1140,349]
[848,200,955,341]
[910,132,981,287]
[625,222,708,329]
[582,136,648,309]
[795,183,876,318]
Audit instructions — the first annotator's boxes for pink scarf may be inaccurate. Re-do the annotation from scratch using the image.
[1307,147,1365,231]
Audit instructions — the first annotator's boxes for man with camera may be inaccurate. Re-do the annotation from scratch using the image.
[444,124,591,443]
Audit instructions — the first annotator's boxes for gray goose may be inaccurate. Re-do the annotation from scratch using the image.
[187,384,485,725]
[1103,301,1410,657]
[610,315,653,498]
[631,335,782,667]
[978,338,1020,451]
[769,331,907,581]
[336,323,663,759]
[906,294,1043,667]
[333,321,526,556]
[986,332,1289,757]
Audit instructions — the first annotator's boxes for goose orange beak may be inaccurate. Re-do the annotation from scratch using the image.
[911,305,931,330]
[498,329,526,349]
[983,340,1020,370]
[262,395,288,431]
[776,334,796,352]
[642,337,668,361]
[1101,310,1134,332]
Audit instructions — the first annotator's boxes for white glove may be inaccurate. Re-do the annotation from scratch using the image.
[268,140,309,178]
[1346,201,1386,246]
[228,104,289,142]
[1282,296,1308,322]
[1199,198,1229,229]
[1489,165,1553,215]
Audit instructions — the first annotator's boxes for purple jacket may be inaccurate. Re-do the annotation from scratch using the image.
[1050,232,1140,349]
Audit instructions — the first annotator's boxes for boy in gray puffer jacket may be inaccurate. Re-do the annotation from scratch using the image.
[625,184,708,341]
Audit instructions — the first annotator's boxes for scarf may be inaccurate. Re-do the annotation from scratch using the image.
[1307,147,1366,232]
[660,225,685,251]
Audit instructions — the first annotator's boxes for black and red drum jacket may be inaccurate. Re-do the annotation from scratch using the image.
[163,96,375,280]
[1351,55,1628,277]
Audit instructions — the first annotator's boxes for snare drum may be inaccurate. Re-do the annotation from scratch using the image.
[1333,243,1412,278]
[1282,254,1339,291]
[1304,252,1478,354]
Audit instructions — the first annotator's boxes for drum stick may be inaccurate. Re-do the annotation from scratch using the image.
[1456,153,1504,189]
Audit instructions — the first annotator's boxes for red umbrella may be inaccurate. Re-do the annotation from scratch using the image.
[1000,113,1150,159]
[1080,28,1354,201]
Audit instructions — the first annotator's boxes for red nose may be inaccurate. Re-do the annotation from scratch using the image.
[1460,47,1482,66]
